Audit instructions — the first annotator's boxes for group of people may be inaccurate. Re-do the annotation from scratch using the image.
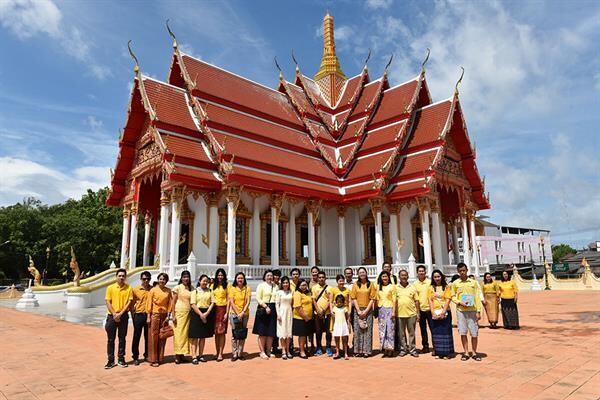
[103,262,520,368]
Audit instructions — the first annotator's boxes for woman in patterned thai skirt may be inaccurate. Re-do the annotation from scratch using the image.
[376,271,396,357]
[498,270,519,329]
[350,267,377,357]
[427,269,454,359]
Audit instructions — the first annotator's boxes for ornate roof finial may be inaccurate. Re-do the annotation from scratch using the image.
[363,48,372,72]
[166,19,178,49]
[274,56,284,81]
[291,50,300,73]
[315,13,346,81]
[454,66,465,96]
[420,48,430,76]
[383,53,394,76]
[127,40,140,73]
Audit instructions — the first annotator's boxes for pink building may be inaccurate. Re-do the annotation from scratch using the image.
[456,219,552,273]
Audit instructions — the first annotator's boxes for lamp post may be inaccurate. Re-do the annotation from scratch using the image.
[540,236,550,290]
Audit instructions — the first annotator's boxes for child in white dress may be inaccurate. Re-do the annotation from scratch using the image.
[332,294,350,360]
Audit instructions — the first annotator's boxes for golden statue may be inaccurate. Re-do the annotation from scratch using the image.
[70,247,81,287]
[27,256,41,286]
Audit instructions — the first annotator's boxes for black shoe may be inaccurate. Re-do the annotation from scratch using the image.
[104,361,115,369]
[133,359,140,366]
[117,359,128,368]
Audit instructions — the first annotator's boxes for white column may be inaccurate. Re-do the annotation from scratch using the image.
[226,199,236,277]
[142,212,151,266]
[338,207,346,268]
[452,221,460,264]
[431,209,444,269]
[307,201,317,267]
[252,197,261,265]
[271,206,279,267]
[120,208,130,268]
[209,202,219,264]
[470,216,480,277]
[375,209,384,272]
[169,194,181,279]
[461,215,471,267]
[158,192,170,268]
[128,207,139,270]
[389,209,400,264]
[289,203,296,266]
[421,208,433,274]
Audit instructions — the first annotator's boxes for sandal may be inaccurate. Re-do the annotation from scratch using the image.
[473,354,482,361]
[199,357,207,363]
[461,353,470,361]
[151,362,159,367]
[192,357,199,365]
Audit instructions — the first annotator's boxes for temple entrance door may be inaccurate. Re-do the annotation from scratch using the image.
[178,223,190,264]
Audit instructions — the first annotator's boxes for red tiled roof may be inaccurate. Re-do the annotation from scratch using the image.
[108,50,488,211]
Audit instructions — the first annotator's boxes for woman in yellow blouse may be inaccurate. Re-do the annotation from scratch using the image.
[350,267,377,357]
[189,274,215,364]
[482,273,500,328]
[171,270,192,364]
[228,272,251,361]
[145,272,172,367]
[252,269,278,359]
[211,268,230,362]
[292,279,313,359]
[498,270,520,330]
[377,271,396,357]
[427,269,454,359]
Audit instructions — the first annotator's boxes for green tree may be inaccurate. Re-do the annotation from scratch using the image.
[0,188,122,283]
[551,243,577,262]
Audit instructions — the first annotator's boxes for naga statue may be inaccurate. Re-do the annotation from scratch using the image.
[27,256,42,286]
[70,247,81,287]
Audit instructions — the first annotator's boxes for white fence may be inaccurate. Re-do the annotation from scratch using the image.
[161,252,463,283]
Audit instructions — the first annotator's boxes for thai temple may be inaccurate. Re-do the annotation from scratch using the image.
[106,14,490,281]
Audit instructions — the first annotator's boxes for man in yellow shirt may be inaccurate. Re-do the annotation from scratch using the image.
[395,270,420,357]
[105,268,133,369]
[311,270,332,356]
[413,265,432,353]
[130,271,151,365]
[452,263,482,361]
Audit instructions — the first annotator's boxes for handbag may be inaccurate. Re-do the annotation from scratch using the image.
[159,319,174,340]
[232,289,248,340]
[232,316,248,340]
[257,283,275,319]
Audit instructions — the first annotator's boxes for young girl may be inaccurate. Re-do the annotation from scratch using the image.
[332,294,350,360]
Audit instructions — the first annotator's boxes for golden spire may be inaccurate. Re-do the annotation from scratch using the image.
[315,13,346,81]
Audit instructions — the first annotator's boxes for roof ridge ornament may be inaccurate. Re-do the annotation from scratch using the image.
[454,66,465,96]
[127,40,140,73]
[420,48,430,76]
[166,19,178,49]
[274,56,284,81]
[383,53,394,77]
[291,50,300,73]
[363,48,372,72]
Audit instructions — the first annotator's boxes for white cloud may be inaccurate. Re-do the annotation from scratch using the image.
[0,0,110,79]
[86,116,104,133]
[0,157,109,206]
[366,0,393,10]
[0,0,61,38]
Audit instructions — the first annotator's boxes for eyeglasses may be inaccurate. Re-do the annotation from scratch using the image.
[142,278,150,281]
[117,275,126,278]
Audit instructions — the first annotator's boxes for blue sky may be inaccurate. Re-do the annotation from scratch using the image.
[0,0,599,248]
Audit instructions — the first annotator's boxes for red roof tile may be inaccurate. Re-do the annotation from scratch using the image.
[144,78,198,133]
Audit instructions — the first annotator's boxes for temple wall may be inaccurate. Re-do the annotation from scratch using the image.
[320,207,340,267]
[399,205,416,263]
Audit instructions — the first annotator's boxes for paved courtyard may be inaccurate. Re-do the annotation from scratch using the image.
[1,290,600,400]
